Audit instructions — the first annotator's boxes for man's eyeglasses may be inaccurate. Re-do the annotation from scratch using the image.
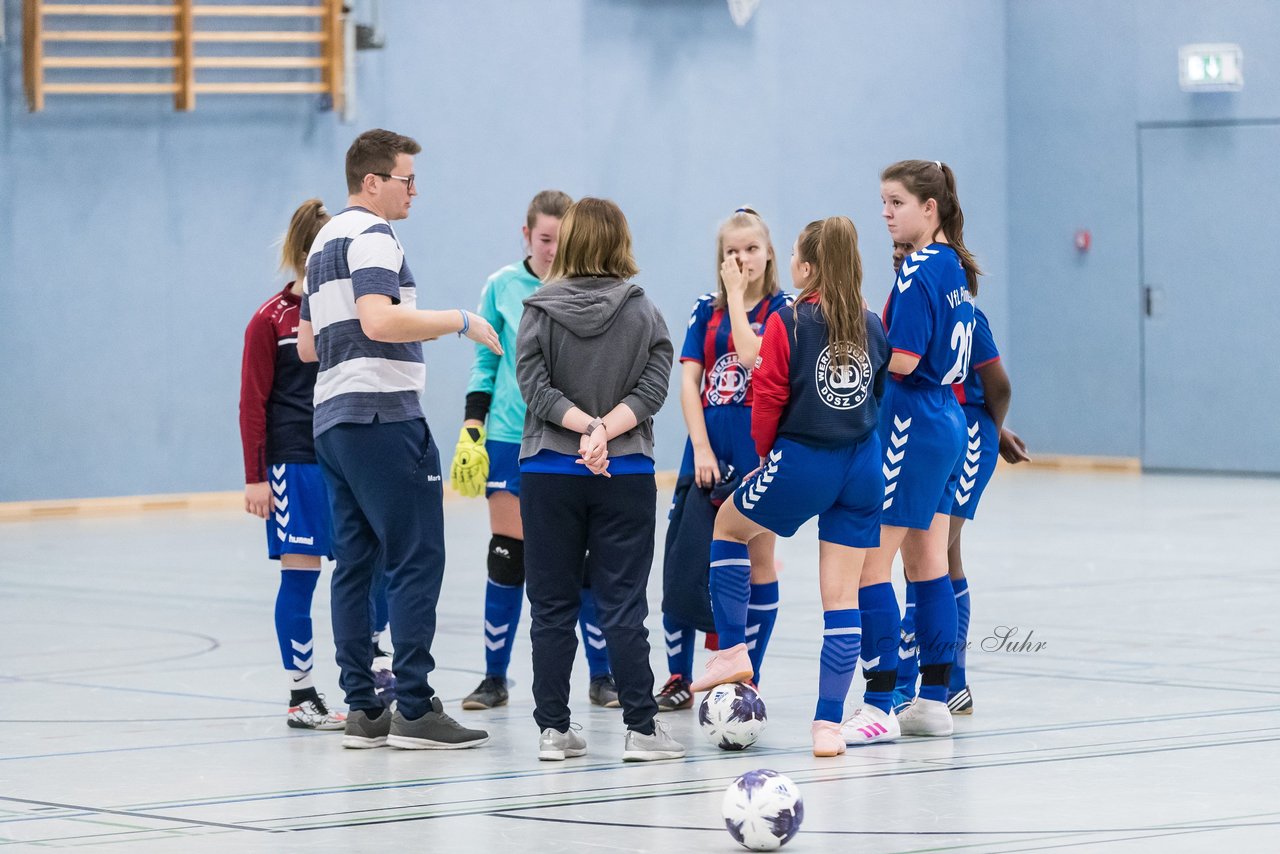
[372,172,415,192]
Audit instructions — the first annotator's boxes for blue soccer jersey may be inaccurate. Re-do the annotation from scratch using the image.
[952,306,1000,408]
[881,244,976,388]
[680,291,792,408]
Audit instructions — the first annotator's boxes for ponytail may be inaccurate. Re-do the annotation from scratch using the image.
[881,159,982,295]
[280,198,331,282]
[794,216,867,368]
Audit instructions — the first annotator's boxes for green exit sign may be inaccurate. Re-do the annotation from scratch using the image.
[1179,43,1243,92]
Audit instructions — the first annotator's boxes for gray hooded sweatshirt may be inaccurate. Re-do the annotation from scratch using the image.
[516,276,673,463]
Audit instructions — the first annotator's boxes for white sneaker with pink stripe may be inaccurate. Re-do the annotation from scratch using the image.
[841,704,901,746]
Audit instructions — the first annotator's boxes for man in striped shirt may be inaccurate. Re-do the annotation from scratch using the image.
[298,128,501,750]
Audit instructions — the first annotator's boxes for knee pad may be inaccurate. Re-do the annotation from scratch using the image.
[487,534,525,586]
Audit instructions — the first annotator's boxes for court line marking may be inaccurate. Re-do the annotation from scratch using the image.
[0,796,275,834]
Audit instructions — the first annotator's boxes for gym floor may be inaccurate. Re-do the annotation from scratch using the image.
[2,468,1277,852]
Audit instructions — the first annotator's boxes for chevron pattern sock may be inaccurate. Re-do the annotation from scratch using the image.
[816,609,861,722]
[275,568,320,690]
[578,588,610,678]
[663,613,695,679]
[895,580,920,695]
[746,581,780,685]
[483,579,524,678]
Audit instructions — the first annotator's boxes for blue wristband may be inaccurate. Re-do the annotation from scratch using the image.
[458,309,470,337]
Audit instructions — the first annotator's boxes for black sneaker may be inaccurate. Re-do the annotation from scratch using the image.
[589,674,621,708]
[947,686,973,716]
[461,675,509,710]
[388,697,490,749]
[654,675,693,712]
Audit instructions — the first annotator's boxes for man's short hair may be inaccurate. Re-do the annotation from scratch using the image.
[345,129,422,194]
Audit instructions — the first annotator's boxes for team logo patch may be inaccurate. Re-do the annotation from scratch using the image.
[707,352,750,406]
[814,344,872,411]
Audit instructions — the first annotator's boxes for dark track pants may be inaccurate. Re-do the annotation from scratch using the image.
[521,472,659,733]
[316,418,444,720]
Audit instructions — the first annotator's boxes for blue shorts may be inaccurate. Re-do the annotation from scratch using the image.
[878,381,966,530]
[485,439,522,497]
[265,462,334,560]
[678,405,759,481]
[733,435,883,549]
[950,405,998,519]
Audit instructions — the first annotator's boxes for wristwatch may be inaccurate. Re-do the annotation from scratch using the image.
[585,417,604,436]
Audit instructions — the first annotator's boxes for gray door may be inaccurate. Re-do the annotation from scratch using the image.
[1140,123,1280,474]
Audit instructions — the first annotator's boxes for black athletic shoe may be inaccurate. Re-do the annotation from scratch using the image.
[461,675,509,710]
[947,686,973,716]
[588,674,621,708]
[654,675,693,712]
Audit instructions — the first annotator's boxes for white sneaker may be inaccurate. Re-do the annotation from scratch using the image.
[622,718,685,761]
[287,694,347,731]
[538,724,587,761]
[897,698,954,737]
[841,705,900,745]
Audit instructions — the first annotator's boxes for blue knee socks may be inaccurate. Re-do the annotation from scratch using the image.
[708,540,751,648]
[914,575,959,703]
[578,588,610,679]
[275,569,320,690]
[483,579,524,678]
[951,577,970,691]
[663,613,695,679]
[746,581,779,686]
[816,609,861,723]
[858,582,900,714]
[895,580,919,696]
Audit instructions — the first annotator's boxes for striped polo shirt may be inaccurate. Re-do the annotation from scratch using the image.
[301,206,425,437]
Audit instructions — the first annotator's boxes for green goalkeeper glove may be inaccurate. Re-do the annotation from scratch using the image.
[450,425,489,497]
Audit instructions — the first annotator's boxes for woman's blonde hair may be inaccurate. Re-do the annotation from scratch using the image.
[544,197,639,282]
[280,198,330,282]
[794,216,867,368]
[714,207,779,307]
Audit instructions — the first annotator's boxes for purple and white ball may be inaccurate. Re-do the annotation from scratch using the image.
[722,769,804,851]
[698,682,767,750]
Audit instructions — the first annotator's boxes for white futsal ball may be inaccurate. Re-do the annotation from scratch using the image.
[698,682,767,750]
[721,769,804,851]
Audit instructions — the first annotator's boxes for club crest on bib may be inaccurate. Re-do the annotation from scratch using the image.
[814,344,872,410]
[707,351,750,405]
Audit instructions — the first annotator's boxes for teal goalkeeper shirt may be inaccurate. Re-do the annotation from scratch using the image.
[466,260,540,443]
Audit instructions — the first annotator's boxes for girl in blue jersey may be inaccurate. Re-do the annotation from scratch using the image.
[690,217,889,757]
[843,160,982,744]
[656,208,790,711]
[451,191,617,711]
[895,300,1031,715]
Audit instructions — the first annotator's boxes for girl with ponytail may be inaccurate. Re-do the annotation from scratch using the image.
[843,159,980,746]
[239,199,348,731]
[689,216,890,758]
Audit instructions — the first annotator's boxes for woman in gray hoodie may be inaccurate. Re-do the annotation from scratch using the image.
[515,197,683,762]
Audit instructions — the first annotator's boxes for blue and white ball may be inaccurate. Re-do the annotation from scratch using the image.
[722,769,804,851]
[698,682,767,750]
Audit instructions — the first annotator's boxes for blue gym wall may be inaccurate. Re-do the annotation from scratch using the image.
[0,0,1009,501]
[1006,0,1280,457]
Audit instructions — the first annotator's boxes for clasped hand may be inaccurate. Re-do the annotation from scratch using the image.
[577,422,611,477]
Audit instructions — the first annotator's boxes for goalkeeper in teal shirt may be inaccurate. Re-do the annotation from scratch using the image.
[451,190,618,711]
